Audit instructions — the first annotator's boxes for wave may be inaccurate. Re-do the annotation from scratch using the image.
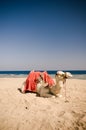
[0,73,86,80]
[0,74,27,78]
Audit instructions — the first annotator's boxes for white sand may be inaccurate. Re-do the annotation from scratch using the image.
[0,78,86,130]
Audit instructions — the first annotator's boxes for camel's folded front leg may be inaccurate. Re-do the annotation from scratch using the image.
[39,86,53,98]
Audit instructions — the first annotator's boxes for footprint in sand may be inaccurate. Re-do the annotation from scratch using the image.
[58,111,65,117]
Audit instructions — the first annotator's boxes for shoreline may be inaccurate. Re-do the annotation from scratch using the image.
[0,74,86,80]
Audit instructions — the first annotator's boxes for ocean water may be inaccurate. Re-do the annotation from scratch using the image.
[0,70,86,79]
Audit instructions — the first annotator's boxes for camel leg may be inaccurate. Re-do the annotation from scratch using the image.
[39,86,53,98]
[19,81,26,93]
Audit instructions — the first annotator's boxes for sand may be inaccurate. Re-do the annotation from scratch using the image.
[0,78,86,130]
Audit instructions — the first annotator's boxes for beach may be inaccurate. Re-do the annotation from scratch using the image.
[0,78,86,130]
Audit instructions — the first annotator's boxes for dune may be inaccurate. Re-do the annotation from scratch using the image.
[0,78,86,130]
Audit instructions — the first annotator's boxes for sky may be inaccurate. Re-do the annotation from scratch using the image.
[0,0,86,70]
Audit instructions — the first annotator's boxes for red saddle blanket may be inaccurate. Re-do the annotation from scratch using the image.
[23,71,55,92]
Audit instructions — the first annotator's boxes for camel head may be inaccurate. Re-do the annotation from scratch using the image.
[55,71,65,80]
[65,72,73,78]
[55,71,72,83]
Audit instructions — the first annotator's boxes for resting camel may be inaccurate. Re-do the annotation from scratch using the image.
[20,71,72,98]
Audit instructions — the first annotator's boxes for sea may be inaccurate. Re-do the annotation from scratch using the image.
[0,70,86,80]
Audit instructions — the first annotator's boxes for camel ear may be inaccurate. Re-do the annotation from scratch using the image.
[65,72,72,78]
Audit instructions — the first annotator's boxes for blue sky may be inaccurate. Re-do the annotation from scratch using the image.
[0,0,86,70]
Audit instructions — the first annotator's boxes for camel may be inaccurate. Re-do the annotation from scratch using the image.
[20,71,72,98]
[36,71,72,98]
